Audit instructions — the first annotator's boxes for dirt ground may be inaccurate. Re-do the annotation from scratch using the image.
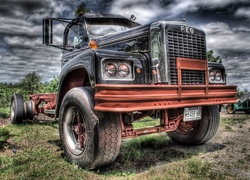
[200,112,250,179]
[1,112,250,178]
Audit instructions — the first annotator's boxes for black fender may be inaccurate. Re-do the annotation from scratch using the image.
[55,50,96,118]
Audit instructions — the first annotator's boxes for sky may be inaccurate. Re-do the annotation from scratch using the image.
[0,0,250,90]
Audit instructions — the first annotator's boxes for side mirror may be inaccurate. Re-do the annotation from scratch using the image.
[42,18,53,45]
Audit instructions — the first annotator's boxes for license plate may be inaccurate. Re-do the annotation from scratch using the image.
[183,107,202,122]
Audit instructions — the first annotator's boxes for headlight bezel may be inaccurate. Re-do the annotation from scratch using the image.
[208,68,225,84]
[101,58,134,81]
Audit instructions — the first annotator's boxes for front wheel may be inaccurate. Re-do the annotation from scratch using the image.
[167,106,220,145]
[59,87,121,169]
[59,87,97,168]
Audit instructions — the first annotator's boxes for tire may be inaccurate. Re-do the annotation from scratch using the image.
[91,113,121,168]
[167,106,220,145]
[244,110,250,114]
[59,87,97,168]
[24,100,34,120]
[10,93,24,124]
[226,104,235,114]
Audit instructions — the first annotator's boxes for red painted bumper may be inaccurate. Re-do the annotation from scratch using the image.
[94,84,237,112]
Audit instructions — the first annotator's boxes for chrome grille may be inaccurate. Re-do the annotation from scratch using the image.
[167,30,206,85]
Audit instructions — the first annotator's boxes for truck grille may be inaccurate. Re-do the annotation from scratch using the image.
[167,30,206,85]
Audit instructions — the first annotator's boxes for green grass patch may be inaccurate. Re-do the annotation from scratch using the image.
[0,121,100,180]
[133,116,160,129]
[221,115,248,131]
[135,158,226,180]
[221,115,248,126]
[121,134,173,162]
[0,107,10,118]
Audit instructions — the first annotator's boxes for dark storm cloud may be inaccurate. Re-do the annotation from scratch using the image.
[0,0,56,20]
[0,0,65,83]
[0,0,250,90]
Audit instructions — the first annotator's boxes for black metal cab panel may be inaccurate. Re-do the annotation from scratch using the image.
[59,50,96,87]
[208,62,225,70]
[95,24,150,52]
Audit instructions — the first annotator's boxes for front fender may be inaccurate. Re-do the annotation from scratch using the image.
[56,50,96,118]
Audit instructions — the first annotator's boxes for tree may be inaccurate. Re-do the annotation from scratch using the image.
[43,76,59,93]
[237,88,249,99]
[74,2,90,17]
[207,50,222,63]
[19,72,42,95]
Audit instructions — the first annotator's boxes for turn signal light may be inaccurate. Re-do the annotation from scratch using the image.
[89,40,98,49]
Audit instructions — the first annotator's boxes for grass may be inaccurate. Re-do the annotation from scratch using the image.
[221,115,248,131]
[133,116,160,129]
[135,158,226,180]
[0,107,10,118]
[0,121,100,180]
[0,114,249,179]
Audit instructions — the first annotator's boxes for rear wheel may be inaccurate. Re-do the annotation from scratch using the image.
[167,106,220,145]
[226,104,235,114]
[10,93,24,124]
[24,100,34,120]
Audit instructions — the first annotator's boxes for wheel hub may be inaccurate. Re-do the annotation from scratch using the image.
[74,124,84,134]
[74,123,86,148]
[64,107,88,154]
[177,121,197,134]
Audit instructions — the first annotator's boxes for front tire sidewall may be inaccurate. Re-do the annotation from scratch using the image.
[59,87,96,168]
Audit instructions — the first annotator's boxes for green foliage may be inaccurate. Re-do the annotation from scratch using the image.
[0,107,10,118]
[43,76,59,93]
[0,83,20,108]
[19,72,42,98]
[207,50,222,63]
[237,87,249,99]
[74,2,90,17]
[0,72,59,118]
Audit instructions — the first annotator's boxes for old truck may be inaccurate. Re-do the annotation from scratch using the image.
[10,13,237,169]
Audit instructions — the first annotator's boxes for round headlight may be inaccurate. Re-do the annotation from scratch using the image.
[209,71,215,81]
[118,64,130,77]
[105,64,116,77]
[215,71,222,81]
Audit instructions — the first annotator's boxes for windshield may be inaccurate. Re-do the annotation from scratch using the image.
[86,18,139,36]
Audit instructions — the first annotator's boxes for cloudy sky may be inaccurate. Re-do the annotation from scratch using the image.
[0,0,250,90]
